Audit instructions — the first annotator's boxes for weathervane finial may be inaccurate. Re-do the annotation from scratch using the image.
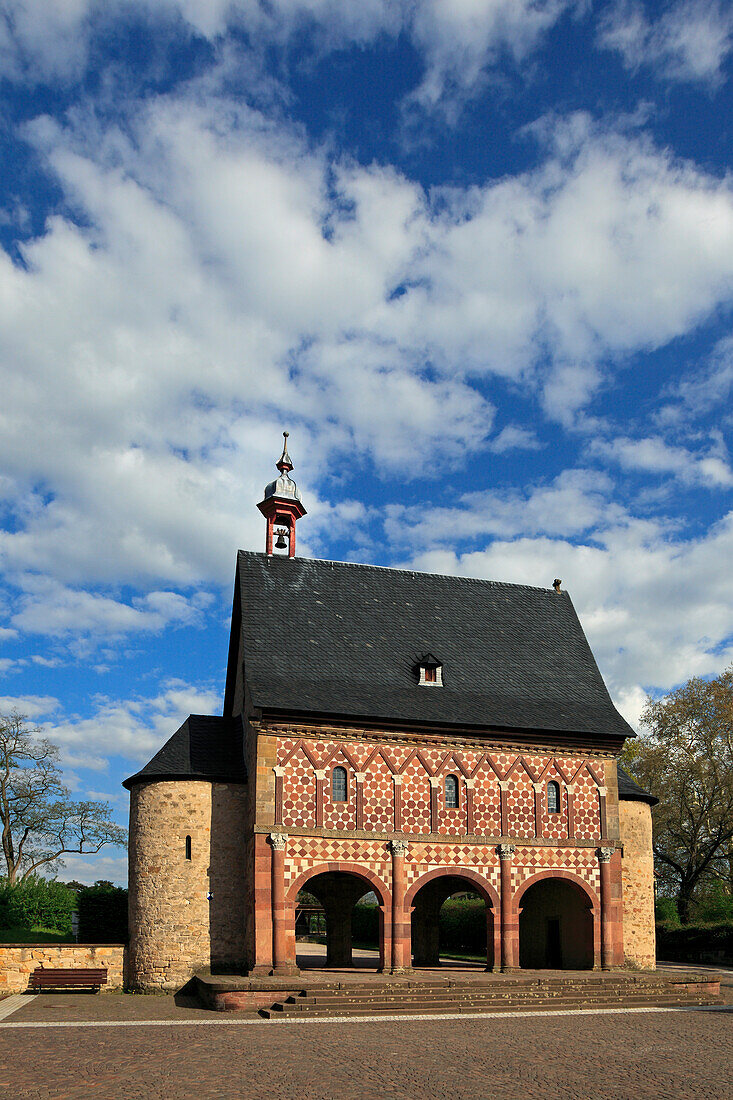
[276,430,293,473]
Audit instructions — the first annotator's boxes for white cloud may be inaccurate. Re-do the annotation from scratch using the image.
[9,579,212,638]
[0,96,731,615]
[590,434,733,487]
[43,678,221,770]
[56,851,128,886]
[488,425,543,454]
[0,627,18,641]
[657,334,733,425]
[403,498,733,702]
[0,694,59,718]
[599,0,733,85]
[0,0,570,113]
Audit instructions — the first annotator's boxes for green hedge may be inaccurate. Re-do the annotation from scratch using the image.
[656,920,733,964]
[0,877,75,934]
[76,884,128,943]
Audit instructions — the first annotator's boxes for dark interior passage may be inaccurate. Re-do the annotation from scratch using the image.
[518,878,594,969]
[295,871,383,969]
[411,875,494,970]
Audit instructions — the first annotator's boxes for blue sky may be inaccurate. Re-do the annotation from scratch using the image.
[0,0,732,885]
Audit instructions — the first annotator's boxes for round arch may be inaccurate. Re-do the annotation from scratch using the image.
[405,867,500,910]
[286,861,391,909]
[406,868,500,972]
[514,870,598,970]
[513,869,599,913]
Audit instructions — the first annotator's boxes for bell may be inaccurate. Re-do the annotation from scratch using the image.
[274,528,288,550]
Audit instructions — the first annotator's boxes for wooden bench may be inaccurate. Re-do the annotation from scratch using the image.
[30,968,108,993]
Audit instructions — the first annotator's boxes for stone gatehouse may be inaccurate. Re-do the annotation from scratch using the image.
[124,438,657,991]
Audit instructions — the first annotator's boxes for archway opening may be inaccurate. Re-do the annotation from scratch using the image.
[518,878,594,969]
[294,871,384,970]
[410,875,494,971]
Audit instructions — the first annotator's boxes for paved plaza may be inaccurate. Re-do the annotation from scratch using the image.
[0,989,731,1100]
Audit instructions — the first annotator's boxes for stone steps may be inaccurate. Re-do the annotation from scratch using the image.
[257,981,719,1019]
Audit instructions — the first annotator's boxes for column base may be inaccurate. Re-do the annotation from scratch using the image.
[390,966,413,975]
[501,966,519,973]
[270,964,301,977]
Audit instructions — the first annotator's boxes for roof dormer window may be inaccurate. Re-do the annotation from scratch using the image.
[417,654,443,687]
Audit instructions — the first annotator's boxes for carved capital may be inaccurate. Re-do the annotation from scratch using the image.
[389,839,409,857]
[498,781,511,791]
[597,786,607,797]
[428,776,441,788]
[273,766,285,777]
[355,772,366,783]
[566,783,575,794]
[532,782,543,793]
[464,778,475,789]
[497,843,516,860]
[392,774,403,785]
[598,846,615,863]
[269,833,288,851]
[314,769,326,781]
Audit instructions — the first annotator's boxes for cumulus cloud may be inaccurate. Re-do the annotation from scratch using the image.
[404,503,733,705]
[0,94,732,614]
[0,0,571,112]
[590,434,733,488]
[598,0,733,85]
[42,678,221,770]
[9,580,212,638]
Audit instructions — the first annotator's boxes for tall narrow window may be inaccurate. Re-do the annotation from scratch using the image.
[424,666,437,683]
[185,835,192,861]
[547,781,560,814]
[445,774,459,809]
[332,766,347,802]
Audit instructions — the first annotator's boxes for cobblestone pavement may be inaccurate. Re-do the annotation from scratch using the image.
[0,1001,731,1100]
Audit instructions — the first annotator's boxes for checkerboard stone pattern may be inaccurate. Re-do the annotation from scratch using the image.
[276,733,604,841]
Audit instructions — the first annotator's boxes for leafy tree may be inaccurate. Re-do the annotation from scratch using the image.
[0,712,127,885]
[622,667,733,923]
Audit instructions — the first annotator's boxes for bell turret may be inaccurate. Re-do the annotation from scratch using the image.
[257,431,307,557]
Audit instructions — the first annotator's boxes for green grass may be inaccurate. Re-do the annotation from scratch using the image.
[0,926,75,944]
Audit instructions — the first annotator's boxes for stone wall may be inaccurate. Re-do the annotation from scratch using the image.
[0,944,125,994]
[619,799,656,969]
[128,779,248,991]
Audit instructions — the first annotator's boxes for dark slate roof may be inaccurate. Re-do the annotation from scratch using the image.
[617,764,658,806]
[122,715,246,789]
[232,551,634,740]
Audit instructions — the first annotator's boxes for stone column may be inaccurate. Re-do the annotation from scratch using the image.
[392,774,402,832]
[269,833,297,976]
[598,846,615,971]
[566,783,575,840]
[315,769,326,828]
[429,777,440,833]
[532,783,543,839]
[273,766,285,826]
[389,839,410,972]
[598,786,608,840]
[498,781,510,836]
[498,843,517,971]
[465,777,475,835]
[355,772,366,829]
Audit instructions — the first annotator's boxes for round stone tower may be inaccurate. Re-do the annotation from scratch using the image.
[124,716,248,992]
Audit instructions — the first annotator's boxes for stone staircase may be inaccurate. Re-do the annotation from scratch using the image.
[253,974,720,1019]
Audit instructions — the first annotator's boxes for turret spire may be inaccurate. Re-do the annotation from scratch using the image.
[257,431,307,557]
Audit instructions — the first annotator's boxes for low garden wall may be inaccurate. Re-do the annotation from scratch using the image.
[0,944,127,994]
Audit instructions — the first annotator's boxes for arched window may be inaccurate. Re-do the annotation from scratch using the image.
[445,774,459,809]
[332,766,347,802]
[547,781,561,814]
[185,835,192,861]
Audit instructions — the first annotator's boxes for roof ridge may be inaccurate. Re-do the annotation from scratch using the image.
[237,549,561,596]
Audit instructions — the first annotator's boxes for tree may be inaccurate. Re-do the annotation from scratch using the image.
[622,667,733,923]
[0,712,127,885]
